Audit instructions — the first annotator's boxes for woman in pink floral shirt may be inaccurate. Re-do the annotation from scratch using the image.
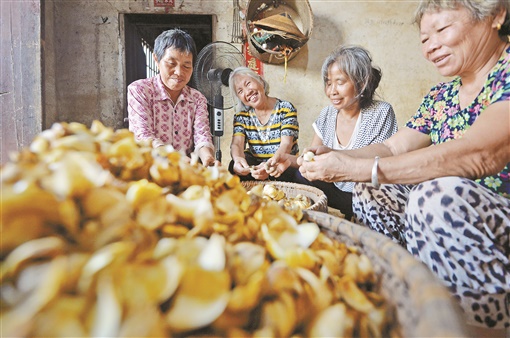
[127,29,215,166]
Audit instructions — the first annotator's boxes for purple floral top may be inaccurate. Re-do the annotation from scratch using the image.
[406,45,510,198]
[127,75,214,155]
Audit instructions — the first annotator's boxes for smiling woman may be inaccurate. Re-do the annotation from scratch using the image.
[297,0,510,331]
[265,45,398,220]
[227,66,300,182]
[127,29,216,167]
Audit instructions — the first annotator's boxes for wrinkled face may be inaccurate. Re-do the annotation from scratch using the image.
[233,74,266,109]
[155,46,193,95]
[420,7,490,77]
[325,62,358,111]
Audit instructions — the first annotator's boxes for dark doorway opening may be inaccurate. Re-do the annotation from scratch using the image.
[123,14,213,126]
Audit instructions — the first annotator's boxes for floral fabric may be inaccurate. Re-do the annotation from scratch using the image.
[406,45,510,197]
[127,75,214,154]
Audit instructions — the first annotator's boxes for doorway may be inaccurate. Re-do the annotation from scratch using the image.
[123,14,213,126]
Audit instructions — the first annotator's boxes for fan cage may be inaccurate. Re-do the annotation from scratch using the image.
[194,41,245,110]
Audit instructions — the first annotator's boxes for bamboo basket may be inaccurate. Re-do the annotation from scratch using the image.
[242,180,328,213]
[305,210,469,337]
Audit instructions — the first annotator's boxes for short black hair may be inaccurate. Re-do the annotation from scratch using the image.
[153,28,197,64]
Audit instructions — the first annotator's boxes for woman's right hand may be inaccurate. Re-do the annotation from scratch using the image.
[250,163,270,180]
[297,146,332,165]
[299,146,354,182]
[233,159,251,176]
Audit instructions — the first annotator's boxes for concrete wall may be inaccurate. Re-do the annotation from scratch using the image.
[1,0,42,163]
[42,0,235,131]
[244,0,446,157]
[10,0,447,164]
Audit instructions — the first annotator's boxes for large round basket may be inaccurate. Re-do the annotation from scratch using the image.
[304,210,469,337]
[242,180,328,213]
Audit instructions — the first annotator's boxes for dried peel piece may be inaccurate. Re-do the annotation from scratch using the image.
[91,272,122,337]
[78,241,135,293]
[307,303,352,337]
[1,236,66,282]
[30,296,89,337]
[198,234,226,271]
[337,275,375,314]
[227,270,265,312]
[261,221,320,260]
[2,256,66,337]
[166,266,230,332]
[228,241,268,285]
[126,179,163,209]
[259,292,297,337]
[118,303,167,337]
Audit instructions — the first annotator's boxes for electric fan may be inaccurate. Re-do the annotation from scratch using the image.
[194,41,245,162]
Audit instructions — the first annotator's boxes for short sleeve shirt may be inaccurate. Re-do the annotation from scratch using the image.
[127,75,213,155]
[233,99,299,160]
[313,100,398,192]
[406,45,510,197]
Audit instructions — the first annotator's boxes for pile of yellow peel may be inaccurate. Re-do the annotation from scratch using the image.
[1,121,400,337]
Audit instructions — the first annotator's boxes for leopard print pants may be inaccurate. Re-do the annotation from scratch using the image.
[352,176,510,329]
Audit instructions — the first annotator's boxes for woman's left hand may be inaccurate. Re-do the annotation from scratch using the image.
[251,163,270,180]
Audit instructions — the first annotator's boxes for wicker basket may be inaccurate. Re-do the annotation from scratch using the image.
[241,180,328,213]
[304,210,469,337]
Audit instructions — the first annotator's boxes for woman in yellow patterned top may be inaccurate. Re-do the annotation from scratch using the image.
[228,67,299,181]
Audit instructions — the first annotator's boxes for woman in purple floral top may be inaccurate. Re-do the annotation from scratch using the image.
[298,0,509,331]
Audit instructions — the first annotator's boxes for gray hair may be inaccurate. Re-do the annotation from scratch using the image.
[413,0,510,36]
[153,28,197,64]
[228,67,270,112]
[321,45,382,109]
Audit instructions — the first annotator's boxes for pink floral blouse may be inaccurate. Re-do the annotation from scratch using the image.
[127,75,214,155]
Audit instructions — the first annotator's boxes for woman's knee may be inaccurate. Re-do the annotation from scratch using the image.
[407,176,466,211]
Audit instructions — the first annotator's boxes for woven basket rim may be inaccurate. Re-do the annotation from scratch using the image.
[304,210,469,337]
[241,180,328,213]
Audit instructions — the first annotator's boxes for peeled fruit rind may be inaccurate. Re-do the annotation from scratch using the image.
[303,151,315,162]
[166,266,230,332]
[0,121,400,337]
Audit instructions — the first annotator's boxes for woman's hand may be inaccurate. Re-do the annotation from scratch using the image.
[265,153,291,178]
[233,158,251,176]
[297,146,332,166]
[200,155,216,167]
[299,147,353,182]
[198,147,216,167]
[250,162,270,180]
